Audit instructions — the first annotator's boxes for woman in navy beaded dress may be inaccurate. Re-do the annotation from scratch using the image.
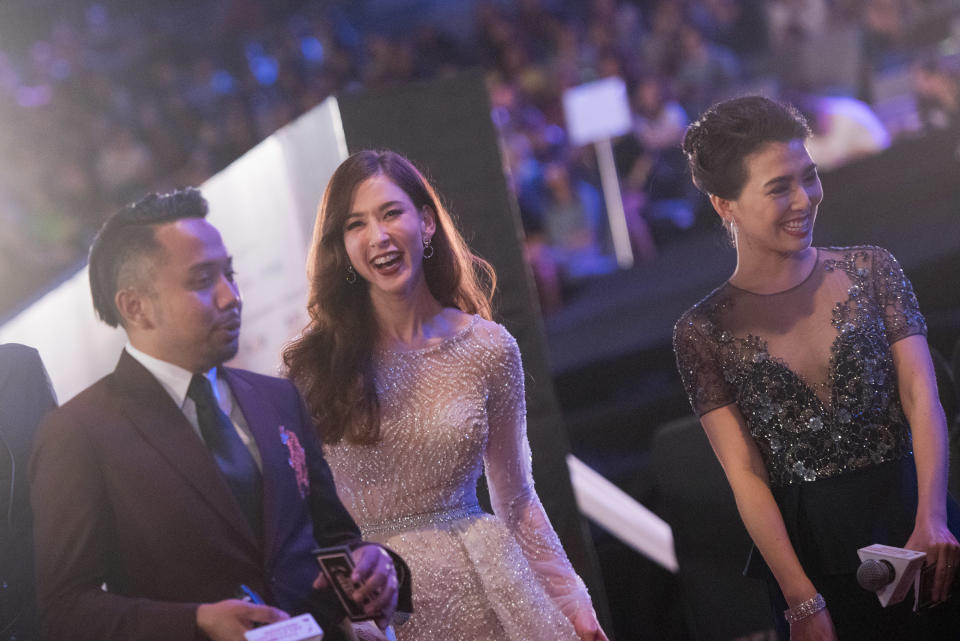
[673,96,960,640]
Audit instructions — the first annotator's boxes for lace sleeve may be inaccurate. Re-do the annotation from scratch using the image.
[870,246,926,344]
[482,326,593,621]
[673,307,736,416]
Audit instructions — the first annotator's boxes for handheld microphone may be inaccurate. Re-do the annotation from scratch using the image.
[856,558,896,592]
[856,544,926,608]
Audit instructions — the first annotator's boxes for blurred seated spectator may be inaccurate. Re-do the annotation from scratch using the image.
[95,125,156,207]
[616,148,659,263]
[689,0,770,56]
[790,92,891,170]
[767,0,830,52]
[542,161,617,282]
[631,75,688,153]
[641,0,685,77]
[501,128,548,236]
[862,0,910,69]
[912,56,960,131]
[523,232,564,315]
[585,0,644,59]
[673,23,741,117]
[616,76,694,242]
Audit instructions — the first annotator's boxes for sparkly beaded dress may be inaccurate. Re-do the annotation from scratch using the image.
[674,246,960,636]
[323,316,587,641]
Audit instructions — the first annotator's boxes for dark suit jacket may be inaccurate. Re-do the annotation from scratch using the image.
[1,344,57,640]
[30,350,400,641]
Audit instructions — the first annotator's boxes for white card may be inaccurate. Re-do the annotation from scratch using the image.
[243,613,324,641]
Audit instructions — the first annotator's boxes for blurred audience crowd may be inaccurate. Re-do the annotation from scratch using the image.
[1,0,959,317]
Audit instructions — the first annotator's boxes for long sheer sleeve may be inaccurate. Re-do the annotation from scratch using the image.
[482,326,594,621]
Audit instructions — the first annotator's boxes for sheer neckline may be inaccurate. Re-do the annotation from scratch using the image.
[726,248,820,297]
[674,245,922,486]
[377,314,480,357]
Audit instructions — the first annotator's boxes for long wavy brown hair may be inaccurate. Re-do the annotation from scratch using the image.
[283,150,496,445]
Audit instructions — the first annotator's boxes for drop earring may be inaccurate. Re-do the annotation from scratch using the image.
[346,265,357,284]
[423,237,434,259]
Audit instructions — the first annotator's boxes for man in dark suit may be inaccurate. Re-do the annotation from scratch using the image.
[1,343,56,641]
[30,189,408,641]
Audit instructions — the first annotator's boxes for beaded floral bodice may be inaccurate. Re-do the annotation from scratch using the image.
[674,247,925,486]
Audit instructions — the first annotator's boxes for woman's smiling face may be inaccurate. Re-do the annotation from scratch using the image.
[719,138,823,256]
[343,173,436,299]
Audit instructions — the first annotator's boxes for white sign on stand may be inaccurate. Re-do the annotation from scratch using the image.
[562,77,634,269]
[563,76,633,146]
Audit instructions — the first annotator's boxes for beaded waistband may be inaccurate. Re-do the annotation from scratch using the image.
[359,503,485,536]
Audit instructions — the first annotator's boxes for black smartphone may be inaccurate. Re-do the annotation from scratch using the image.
[313,546,374,621]
[917,563,937,610]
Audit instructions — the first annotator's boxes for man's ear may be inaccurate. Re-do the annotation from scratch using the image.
[115,288,154,330]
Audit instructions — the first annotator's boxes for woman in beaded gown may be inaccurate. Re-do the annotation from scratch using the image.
[673,96,960,640]
[284,150,606,641]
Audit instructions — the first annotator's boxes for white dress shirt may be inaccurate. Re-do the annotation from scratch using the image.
[125,343,263,470]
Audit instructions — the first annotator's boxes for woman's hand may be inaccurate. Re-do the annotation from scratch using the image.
[788,608,837,641]
[570,608,609,641]
[906,519,960,603]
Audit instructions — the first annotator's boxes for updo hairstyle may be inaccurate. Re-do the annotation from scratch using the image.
[682,96,811,200]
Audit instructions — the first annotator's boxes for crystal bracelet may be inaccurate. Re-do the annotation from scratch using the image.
[784,593,826,624]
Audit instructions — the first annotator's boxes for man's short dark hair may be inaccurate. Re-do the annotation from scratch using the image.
[88,188,209,327]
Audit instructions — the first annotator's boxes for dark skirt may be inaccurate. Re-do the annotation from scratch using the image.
[745,457,960,640]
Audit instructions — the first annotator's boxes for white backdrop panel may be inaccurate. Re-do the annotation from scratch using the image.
[0,97,348,402]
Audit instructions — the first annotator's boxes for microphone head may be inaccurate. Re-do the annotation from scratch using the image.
[857,558,896,591]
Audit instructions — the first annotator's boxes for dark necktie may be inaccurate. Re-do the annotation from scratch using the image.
[187,373,262,534]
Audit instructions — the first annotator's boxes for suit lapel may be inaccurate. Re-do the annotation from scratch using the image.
[224,369,302,568]
[111,352,258,548]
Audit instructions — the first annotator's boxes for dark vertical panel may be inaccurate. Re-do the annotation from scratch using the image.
[337,70,611,628]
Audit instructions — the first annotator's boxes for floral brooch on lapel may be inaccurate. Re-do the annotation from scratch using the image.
[279,425,309,498]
